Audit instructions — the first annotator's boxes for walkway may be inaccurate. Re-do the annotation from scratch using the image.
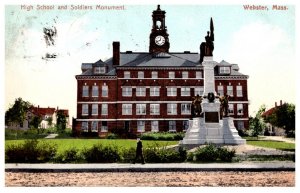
[5,161,295,172]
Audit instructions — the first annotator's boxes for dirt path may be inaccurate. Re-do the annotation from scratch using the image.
[6,171,294,187]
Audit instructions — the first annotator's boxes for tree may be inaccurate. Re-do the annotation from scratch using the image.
[5,98,32,127]
[249,105,266,138]
[46,117,53,127]
[29,115,42,129]
[56,110,67,133]
[265,103,295,136]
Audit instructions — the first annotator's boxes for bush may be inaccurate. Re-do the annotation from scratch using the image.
[238,129,249,137]
[192,144,236,162]
[106,133,119,139]
[143,144,186,163]
[54,147,82,163]
[194,144,218,162]
[120,147,136,163]
[37,141,57,162]
[140,132,185,141]
[82,144,121,163]
[5,139,57,163]
[217,147,236,162]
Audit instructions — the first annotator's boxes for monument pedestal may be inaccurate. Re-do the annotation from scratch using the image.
[180,56,246,146]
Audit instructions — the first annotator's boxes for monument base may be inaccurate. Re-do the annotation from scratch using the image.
[179,117,246,145]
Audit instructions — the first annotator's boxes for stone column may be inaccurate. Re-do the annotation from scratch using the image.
[202,56,218,97]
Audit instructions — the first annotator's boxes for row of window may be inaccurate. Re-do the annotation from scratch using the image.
[82,85,243,98]
[123,71,203,79]
[82,84,108,97]
[81,119,246,133]
[81,103,244,116]
[81,120,189,133]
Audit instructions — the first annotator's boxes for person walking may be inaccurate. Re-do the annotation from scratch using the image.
[134,138,145,164]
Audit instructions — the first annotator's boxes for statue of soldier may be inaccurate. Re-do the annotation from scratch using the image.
[192,94,203,117]
[219,94,230,119]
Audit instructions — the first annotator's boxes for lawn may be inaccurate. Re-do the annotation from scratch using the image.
[5,139,178,153]
[246,140,295,151]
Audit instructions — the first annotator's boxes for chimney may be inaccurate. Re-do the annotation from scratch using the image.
[280,100,282,106]
[275,102,277,107]
[113,41,120,66]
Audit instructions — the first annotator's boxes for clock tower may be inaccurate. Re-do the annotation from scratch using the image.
[149,5,170,53]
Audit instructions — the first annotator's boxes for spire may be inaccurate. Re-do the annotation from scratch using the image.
[210,17,214,41]
[157,4,161,11]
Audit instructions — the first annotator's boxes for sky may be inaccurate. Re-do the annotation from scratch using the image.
[4,2,296,121]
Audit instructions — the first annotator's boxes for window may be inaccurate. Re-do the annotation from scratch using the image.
[169,71,175,79]
[167,87,177,96]
[227,85,233,96]
[217,85,224,96]
[151,121,159,132]
[124,71,130,78]
[82,104,88,115]
[81,122,88,132]
[101,121,108,132]
[182,71,188,79]
[101,104,108,115]
[92,104,98,115]
[196,71,202,79]
[219,67,230,74]
[137,121,145,132]
[91,121,98,132]
[181,87,190,96]
[194,87,204,96]
[122,87,132,97]
[136,87,146,97]
[181,104,191,114]
[138,71,144,79]
[228,104,234,115]
[236,86,243,97]
[122,104,132,115]
[94,67,106,74]
[92,86,99,97]
[102,84,108,97]
[183,120,189,131]
[167,104,177,115]
[237,121,244,130]
[136,104,146,115]
[82,86,89,97]
[150,87,160,96]
[152,71,158,78]
[169,121,176,132]
[150,104,160,115]
[237,104,244,115]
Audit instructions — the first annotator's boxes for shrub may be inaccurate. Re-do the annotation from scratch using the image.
[192,144,236,162]
[5,139,57,163]
[106,133,119,139]
[54,147,82,163]
[194,144,218,162]
[82,144,121,163]
[217,147,236,162]
[140,132,185,141]
[120,147,136,163]
[238,129,249,137]
[37,141,57,162]
[143,144,186,163]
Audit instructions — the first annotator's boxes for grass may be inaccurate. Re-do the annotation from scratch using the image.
[5,139,178,154]
[246,140,295,151]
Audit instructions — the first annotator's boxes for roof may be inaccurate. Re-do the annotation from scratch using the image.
[262,107,276,117]
[105,52,200,67]
[32,107,56,116]
[77,52,248,77]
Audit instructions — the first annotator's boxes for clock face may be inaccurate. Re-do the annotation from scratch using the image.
[155,35,165,46]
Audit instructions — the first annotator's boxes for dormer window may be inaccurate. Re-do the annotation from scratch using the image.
[219,66,230,74]
[94,67,106,74]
